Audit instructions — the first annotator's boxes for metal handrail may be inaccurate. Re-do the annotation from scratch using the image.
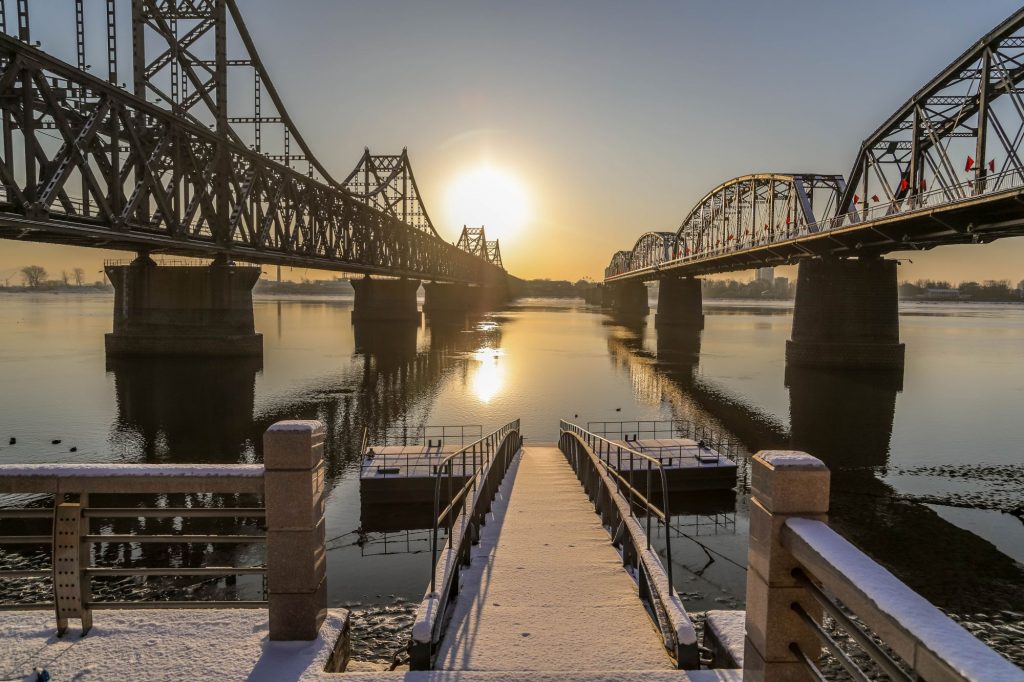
[0,473,270,622]
[410,418,521,670]
[559,420,674,593]
[780,517,1021,681]
[429,419,520,592]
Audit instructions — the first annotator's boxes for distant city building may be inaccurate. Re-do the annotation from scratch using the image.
[774,276,789,290]
[921,288,962,301]
[756,267,774,283]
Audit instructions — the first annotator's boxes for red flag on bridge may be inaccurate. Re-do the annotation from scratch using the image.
[871,194,880,203]
[965,155,975,172]
[853,194,860,204]
[727,234,735,241]
[785,214,791,225]
[744,229,750,236]
[900,178,909,192]
[989,159,996,172]
[920,179,927,191]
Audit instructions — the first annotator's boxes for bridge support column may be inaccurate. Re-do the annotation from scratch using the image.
[655,277,703,330]
[104,255,262,357]
[609,280,649,317]
[422,282,472,317]
[351,276,421,323]
[786,258,904,369]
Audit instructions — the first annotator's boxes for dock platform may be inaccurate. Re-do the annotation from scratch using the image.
[605,438,737,491]
[434,445,674,672]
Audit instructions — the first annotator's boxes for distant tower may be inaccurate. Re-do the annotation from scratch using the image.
[756,266,775,284]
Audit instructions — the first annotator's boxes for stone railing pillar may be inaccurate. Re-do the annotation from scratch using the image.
[264,420,327,640]
[744,451,830,681]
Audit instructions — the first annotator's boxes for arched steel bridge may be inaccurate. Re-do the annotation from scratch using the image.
[606,8,1024,282]
[0,0,507,284]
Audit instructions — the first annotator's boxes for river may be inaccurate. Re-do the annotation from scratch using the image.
[0,292,1021,665]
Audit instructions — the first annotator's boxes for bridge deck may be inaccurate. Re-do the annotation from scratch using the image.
[434,445,672,672]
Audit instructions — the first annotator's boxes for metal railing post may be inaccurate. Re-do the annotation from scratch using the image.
[264,420,327,641]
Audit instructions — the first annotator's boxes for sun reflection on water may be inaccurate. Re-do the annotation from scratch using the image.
[470,347,504,403]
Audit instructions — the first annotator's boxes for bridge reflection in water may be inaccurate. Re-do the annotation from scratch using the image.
[606,311,1024,618]
[61,313,505,604]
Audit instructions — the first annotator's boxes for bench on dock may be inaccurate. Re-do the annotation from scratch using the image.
[0,421,347,669]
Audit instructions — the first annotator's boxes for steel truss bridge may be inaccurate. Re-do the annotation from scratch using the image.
[606,8,1024,282]
[0,0,507,283]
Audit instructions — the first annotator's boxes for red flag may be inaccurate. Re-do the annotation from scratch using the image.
[715,240,720,246]
[744,229,750,236]
[785,214,791,225]
[764,226,770,232]
[920,179,927,190]
[727,234,735,241]
[965,155,975,172]
[854,194,860,204]
[871,194,880,202]
[989,159,996,172]
[899,178,909,192]
[967,180,974,188]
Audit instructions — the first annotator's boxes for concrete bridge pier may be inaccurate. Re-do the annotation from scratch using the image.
[351,276,422,323]
[422,282,472,317]
[655,277,703,330]
[608,280,650,317]
[105,254,262,357]
[786,258,904,369]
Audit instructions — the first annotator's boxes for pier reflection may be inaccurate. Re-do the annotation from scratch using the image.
[786,365,902,471]
[85,314,504,603]
[108,356,261,463]
[604,313,1024,615]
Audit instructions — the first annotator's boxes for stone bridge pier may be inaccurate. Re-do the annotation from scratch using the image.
[655,277,703,330]
[786,258,905,369]
[105,254,262,357]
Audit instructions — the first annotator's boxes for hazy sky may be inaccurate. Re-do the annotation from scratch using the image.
[3,0,1024,285]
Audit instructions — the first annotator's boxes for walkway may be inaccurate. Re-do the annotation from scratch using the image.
[434,445,673,672]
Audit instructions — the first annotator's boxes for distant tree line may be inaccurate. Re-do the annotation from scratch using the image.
[0,265,108,291]
[701,278,794,300]
[899,279,1024,302]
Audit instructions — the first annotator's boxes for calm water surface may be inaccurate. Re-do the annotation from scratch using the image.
[0,292,1021,663]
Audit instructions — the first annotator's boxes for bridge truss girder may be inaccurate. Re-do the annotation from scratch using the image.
[0,35,494,282]
[838,8,1024,223]
[342,148,439,238]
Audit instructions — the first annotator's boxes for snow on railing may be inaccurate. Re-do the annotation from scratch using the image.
[558,420,699,669]
[748,450,1022,681]
[409,419,522,670]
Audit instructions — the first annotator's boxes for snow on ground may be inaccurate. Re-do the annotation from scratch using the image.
[432,446,674,672]
[704,611,745,668]
[0,608,346,682]
[0,463,264,477]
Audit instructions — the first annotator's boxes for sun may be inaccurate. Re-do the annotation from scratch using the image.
[446,166,530,241]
